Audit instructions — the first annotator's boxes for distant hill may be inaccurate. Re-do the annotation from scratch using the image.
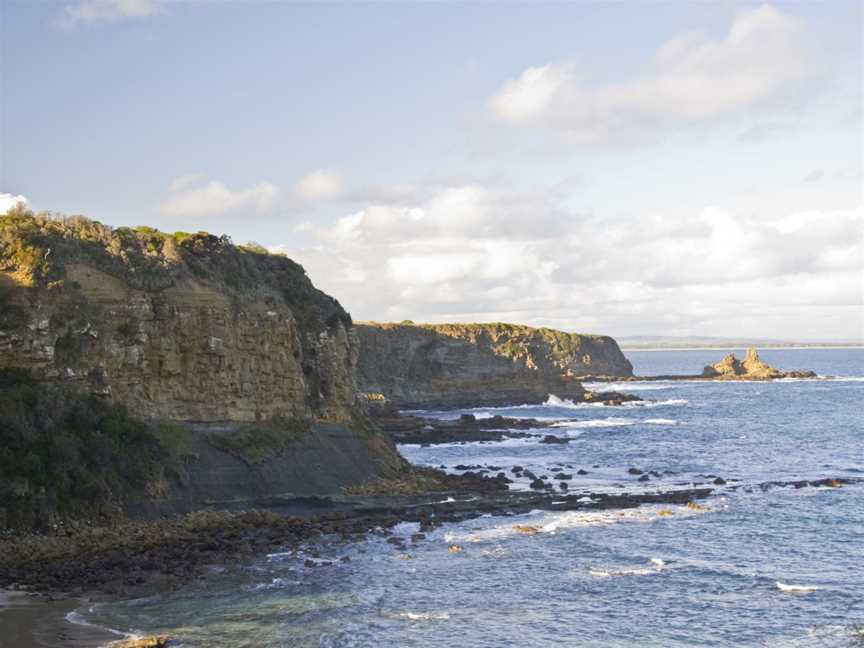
[616,335,864,350]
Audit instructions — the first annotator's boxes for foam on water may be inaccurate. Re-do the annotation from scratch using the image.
[776,582,822,594]
[442,503,712,543]
[551,417,637,429]
[583,382,675,391]
[395,611,451,621]
[65,610,130,638]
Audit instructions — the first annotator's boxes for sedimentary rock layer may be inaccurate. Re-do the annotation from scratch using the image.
[0,212,406,507]
[355,321,633,408]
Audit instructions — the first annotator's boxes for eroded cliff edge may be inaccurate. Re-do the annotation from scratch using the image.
[0,211,408,524]
[355,321,633,408]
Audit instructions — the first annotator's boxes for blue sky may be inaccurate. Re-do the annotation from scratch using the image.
[1,1,862,340]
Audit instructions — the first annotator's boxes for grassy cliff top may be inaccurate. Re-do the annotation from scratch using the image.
[356,320,613,342]
[0,206,350,331]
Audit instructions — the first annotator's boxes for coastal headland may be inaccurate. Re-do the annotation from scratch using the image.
[0,211,838,647]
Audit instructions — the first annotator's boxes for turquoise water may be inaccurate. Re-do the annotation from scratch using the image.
[83,349,864,647]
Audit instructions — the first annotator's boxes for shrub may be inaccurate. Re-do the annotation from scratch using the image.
[0,373,194,530]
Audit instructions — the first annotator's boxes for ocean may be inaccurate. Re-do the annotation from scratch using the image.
[78,348,864,647]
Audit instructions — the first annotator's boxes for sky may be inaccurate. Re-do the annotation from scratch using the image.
[1,0,862,341]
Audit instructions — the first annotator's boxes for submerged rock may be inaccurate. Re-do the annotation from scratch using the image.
[540,435,570,444]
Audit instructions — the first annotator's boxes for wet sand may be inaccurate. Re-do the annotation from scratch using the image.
[0,590,119,648]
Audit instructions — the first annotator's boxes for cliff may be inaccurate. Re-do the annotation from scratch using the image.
[0,209,407,525]
[355,321,633,408]
[701,348,817,380]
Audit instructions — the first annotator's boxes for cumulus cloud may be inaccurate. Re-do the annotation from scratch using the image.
[160,176,278,217]
[488,5,812,145]
[0,193,29,212]
[274,179,863,339]
[59,0,164,27]
[294,170,343,202]
[159,169,350,219]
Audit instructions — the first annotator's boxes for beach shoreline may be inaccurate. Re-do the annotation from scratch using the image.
[0,590,120,648]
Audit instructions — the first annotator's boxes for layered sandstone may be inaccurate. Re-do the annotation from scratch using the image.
[0,211,406,507]
[355,321,633,408]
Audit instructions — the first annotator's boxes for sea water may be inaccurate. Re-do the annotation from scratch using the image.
[80,348,864,647]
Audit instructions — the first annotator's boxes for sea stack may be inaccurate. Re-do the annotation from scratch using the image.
[701,348,816,380]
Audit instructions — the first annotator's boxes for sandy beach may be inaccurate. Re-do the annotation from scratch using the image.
[0,590,119,648]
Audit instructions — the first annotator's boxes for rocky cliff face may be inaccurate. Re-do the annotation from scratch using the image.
[0,211,406,510]
[355,322,633,408]
[701,348,816,380]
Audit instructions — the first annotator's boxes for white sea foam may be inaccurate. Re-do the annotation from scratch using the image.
[266,551,294,559]
[624,398,688,408]
[644,418,677,425]
[589,567,655,577]
[391,521,421,535]
[552,417,637,429]
[396,611,450,621]
[443,504,710,543]
[776,582,821,593]
[588,558,667,578]
[583,382,674,392]
[64,611,130,638]
[544,394,587,409]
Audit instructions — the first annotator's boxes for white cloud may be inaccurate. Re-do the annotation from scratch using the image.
[0,193,29,212]
[802,169,824,183]
[60,0,164,27]
[159,168,352,219]
[488,5,812,145]
[276,177,863,339]
[160,176,278,217]
[294,170,343,202]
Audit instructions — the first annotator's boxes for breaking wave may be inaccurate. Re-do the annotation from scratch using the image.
[776,582,822,594]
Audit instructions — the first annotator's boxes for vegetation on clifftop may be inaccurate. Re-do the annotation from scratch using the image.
[0,206,351,334]
[358,320,631,376]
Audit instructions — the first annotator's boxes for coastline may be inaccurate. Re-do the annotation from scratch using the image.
[0,590,120,648]
[1,475,857,646]
[620,345,864,352]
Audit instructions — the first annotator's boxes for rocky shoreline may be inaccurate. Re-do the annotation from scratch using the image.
[2,475,856,601]
[1,471,858,647]
[368,390,642,446]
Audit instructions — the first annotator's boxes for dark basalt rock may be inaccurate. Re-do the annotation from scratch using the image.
[6,479,857,599]
[540,435,570,444]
